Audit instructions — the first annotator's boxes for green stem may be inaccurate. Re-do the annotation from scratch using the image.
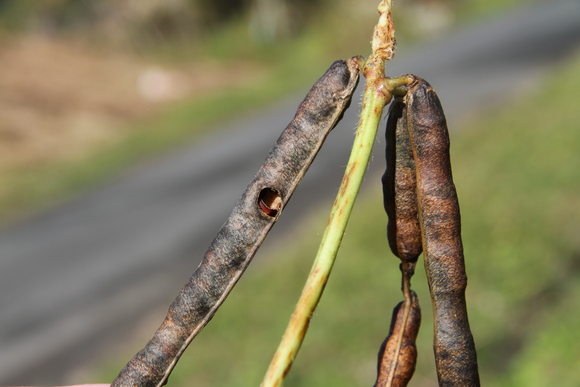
[261,68,411,386]
[260,1,414,384]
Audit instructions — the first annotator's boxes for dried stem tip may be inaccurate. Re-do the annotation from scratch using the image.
[372,0,396,61]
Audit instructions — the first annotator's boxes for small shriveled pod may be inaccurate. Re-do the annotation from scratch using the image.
[405,76,480,387]
[375,290,421,387]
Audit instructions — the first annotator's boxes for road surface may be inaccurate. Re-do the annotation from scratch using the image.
[1,0,579,384]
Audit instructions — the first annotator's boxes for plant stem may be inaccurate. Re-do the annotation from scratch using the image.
[261,2,415,384]
[261,76,410,387]
[261,76,385,387]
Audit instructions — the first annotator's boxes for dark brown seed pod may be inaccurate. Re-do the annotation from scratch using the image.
[111,57,362,387]
[375,290,421,387]
[405,76,480,387]
[382,90,422,263]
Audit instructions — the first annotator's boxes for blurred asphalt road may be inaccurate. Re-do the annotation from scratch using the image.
[1,0,580,384]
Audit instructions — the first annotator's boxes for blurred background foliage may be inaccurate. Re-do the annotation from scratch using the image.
[0,0,365,55]
[0,0,531,57]
[0,0,531,223]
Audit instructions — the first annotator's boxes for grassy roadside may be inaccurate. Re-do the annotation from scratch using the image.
[88,36,580,387]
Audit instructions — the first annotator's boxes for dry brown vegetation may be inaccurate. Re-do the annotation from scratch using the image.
[0,35,261,169]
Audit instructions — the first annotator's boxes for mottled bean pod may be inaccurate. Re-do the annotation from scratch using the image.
[111,57,361,387]
[382,90,422,263]
[405,76,480,387]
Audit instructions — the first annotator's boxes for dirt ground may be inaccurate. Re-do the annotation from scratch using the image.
[0,35,261,169]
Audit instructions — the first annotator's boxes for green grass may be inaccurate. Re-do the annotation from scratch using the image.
[454,54,580,386]
[90,43,580,387]
[455,0,534,22]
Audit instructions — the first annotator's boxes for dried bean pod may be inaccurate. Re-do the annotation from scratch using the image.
[111,58,362,387]
[375,290,421,387]
[382,92,422,262]
[405,76,480,386]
